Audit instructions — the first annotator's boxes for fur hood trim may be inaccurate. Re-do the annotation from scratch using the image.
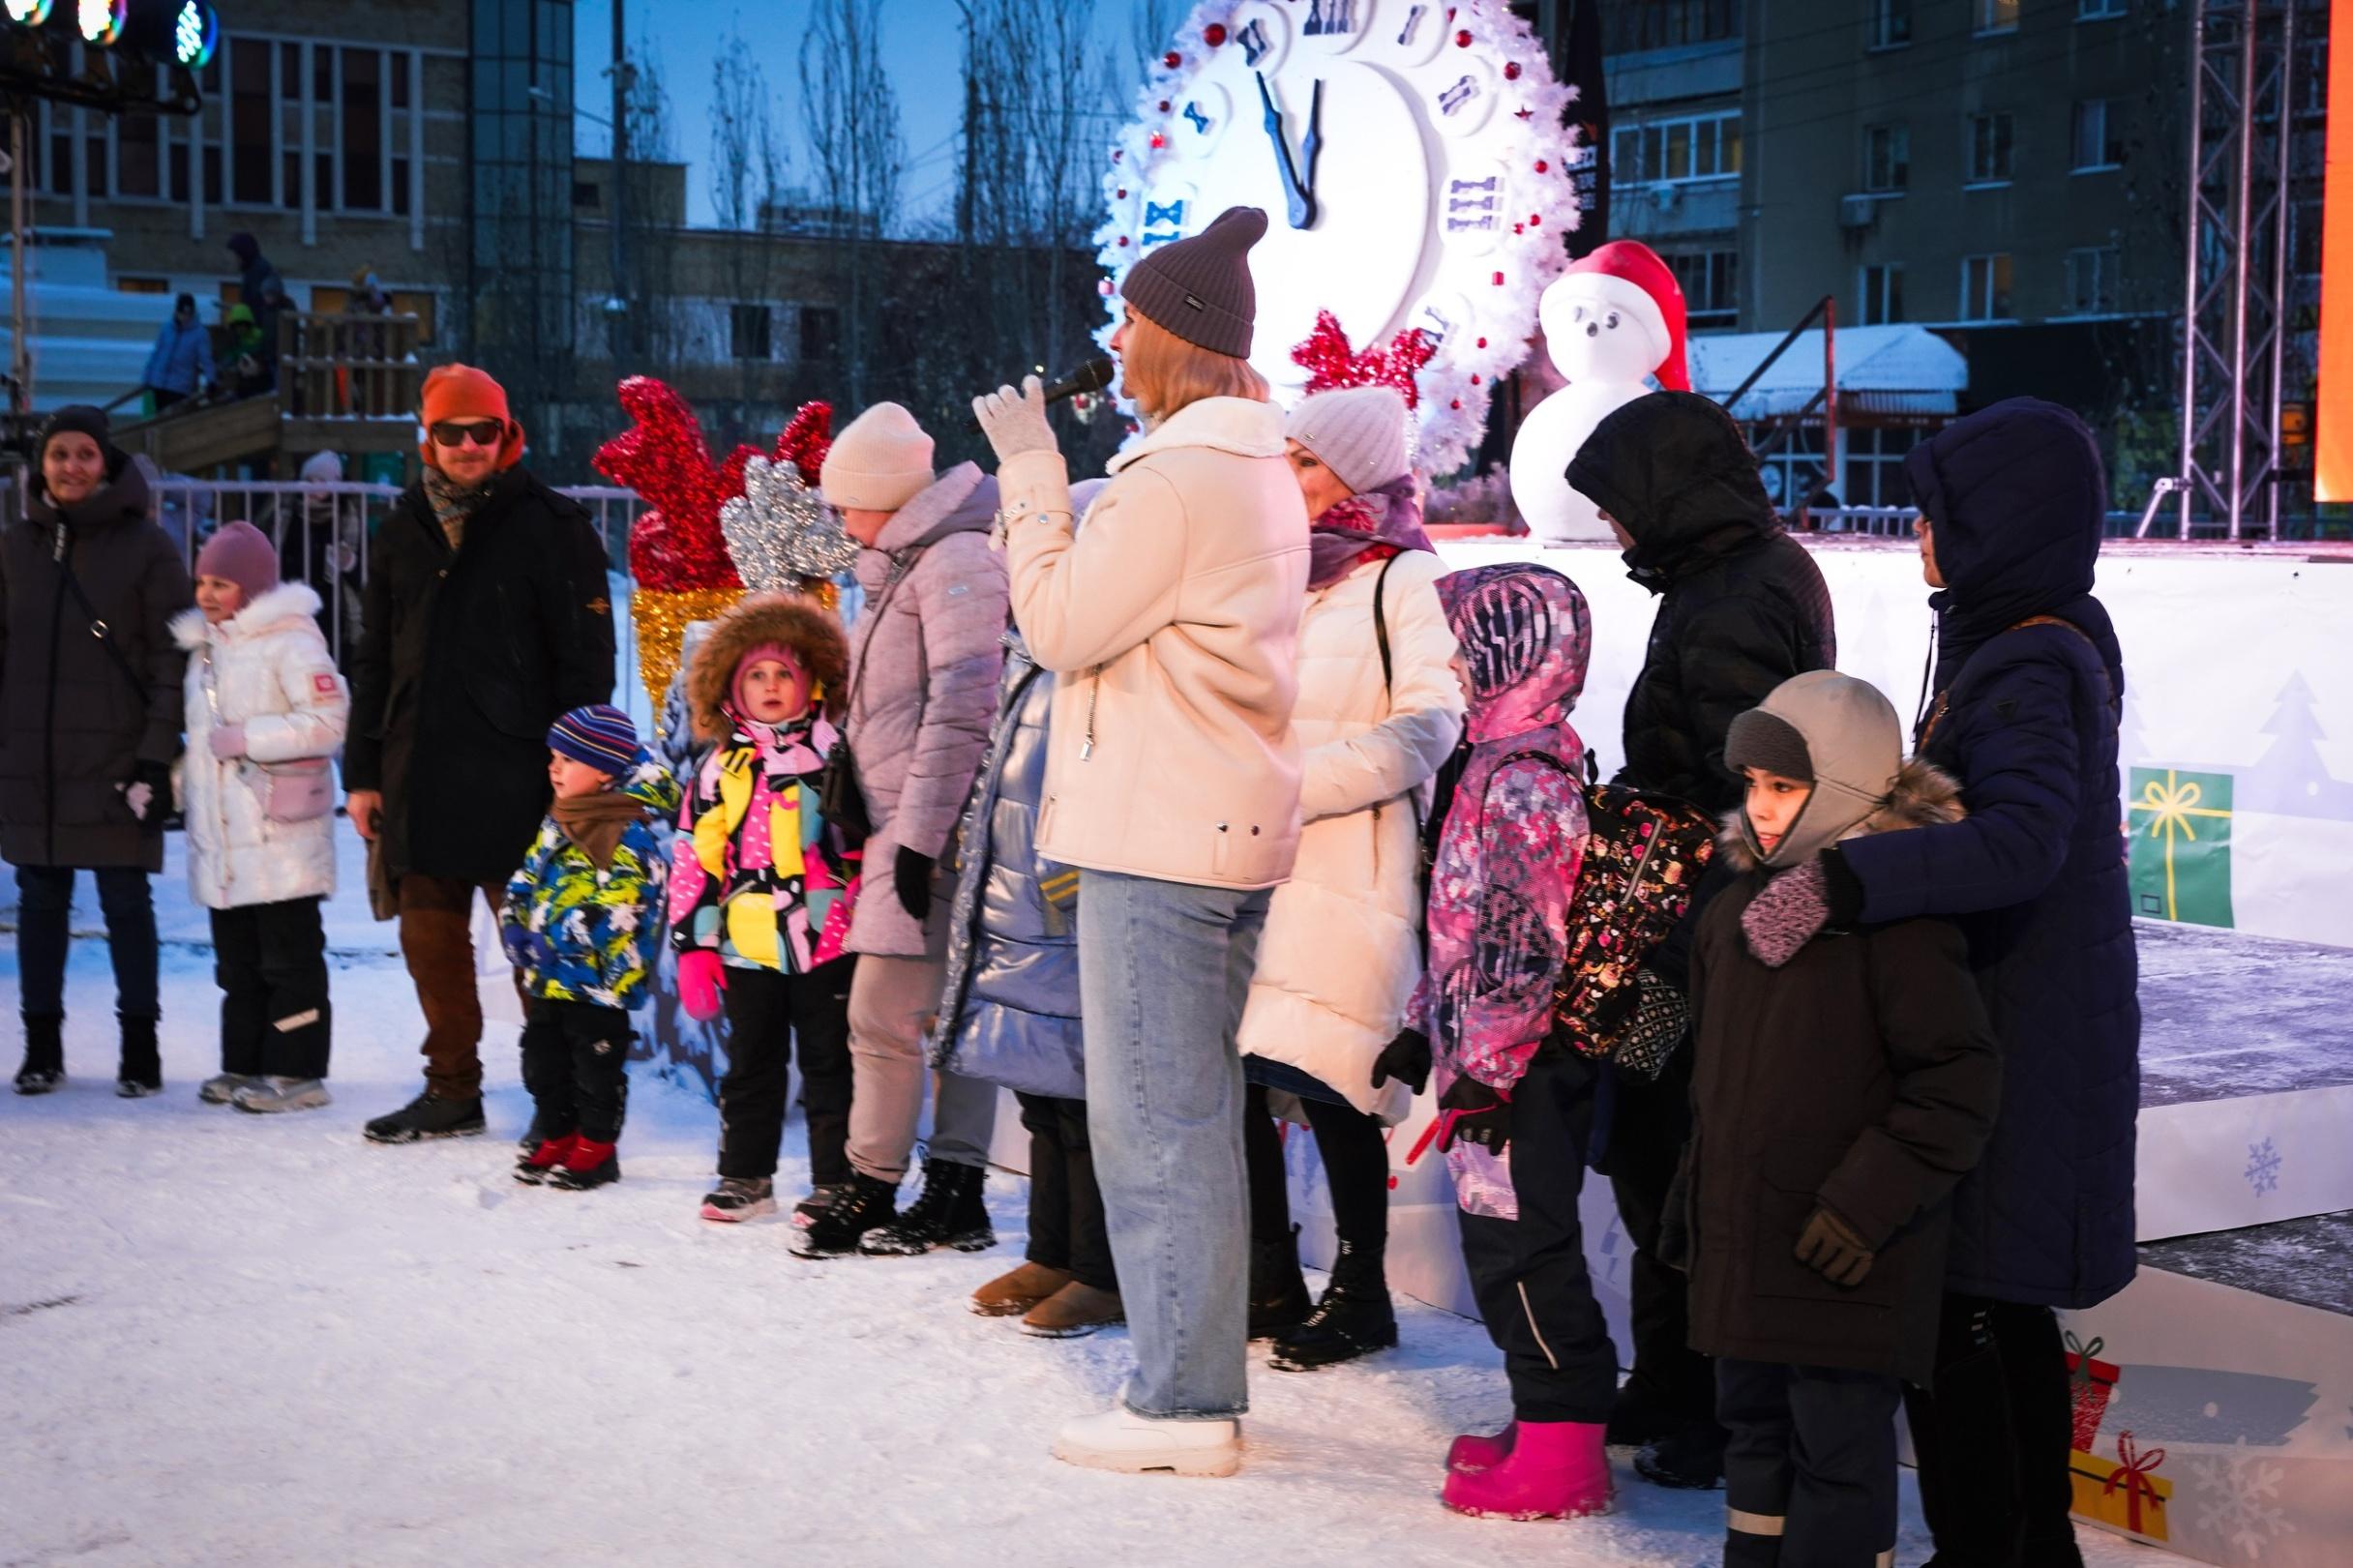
[1718,756,1964,873]
[170,581,324,650]
[685,591,850,742]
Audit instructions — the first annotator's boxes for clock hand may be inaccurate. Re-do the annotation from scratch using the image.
[1254,70,1316,230]
[1298,78,1325,214]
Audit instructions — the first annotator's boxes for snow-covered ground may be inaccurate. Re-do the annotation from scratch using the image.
[3,850,2156,1567]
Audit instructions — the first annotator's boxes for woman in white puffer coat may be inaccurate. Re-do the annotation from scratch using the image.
[1237,387,1465,1371]
[172,521,350,1113]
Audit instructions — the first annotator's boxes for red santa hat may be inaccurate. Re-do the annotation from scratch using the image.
[1560,241,1689,393]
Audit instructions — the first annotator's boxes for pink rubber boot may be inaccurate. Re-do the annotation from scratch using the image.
[1441,1419,1612,1520]
[1446,1421,1518,1473]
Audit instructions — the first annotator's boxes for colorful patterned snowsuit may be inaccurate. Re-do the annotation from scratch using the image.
[499,758,680,1011]
[668,713,860,974]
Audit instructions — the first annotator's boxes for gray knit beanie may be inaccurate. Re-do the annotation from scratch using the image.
[1286,386,1413,494]
[1121,206,1266,359]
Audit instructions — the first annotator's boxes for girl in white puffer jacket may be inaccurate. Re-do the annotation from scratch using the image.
[172,521,349,1113]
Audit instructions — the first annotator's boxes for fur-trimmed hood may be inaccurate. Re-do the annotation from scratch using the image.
[685,591,850,742]
[1718,756,1965,873]
[171,581,323,650]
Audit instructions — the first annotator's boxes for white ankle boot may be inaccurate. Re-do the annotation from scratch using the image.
[1052,1405,1240,1477]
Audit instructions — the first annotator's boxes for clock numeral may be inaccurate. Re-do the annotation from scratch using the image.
[1236,17,1272,67]
[1415,304,1456,346]
[1183,101,1211,136]
[1397,4,1428,45]
[1446,176,1500,232]
[1305,0,1358,36]
[1438,74,1481,118]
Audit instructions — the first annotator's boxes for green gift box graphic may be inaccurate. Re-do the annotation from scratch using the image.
[2129,768,2235,929]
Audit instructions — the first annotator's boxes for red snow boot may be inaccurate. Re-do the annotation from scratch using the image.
[1440,1419,1611,1520]
[515,1135,579,1185]
[551,1138,621,1192]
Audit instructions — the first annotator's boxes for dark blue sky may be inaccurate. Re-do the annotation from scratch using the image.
[572,0,1156,229]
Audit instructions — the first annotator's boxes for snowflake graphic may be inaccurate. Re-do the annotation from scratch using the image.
[2189,1453,2296,1559]
[2245,1138,2283,1197]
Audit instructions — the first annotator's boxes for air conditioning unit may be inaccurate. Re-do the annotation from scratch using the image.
[1839,193,1879,230]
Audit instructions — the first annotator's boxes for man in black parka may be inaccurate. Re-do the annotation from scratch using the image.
[1565,390,1836,1488]
[346,365,614,1142]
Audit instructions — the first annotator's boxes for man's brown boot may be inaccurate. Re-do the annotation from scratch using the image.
[970,1261,1071,1317]
[1019,1282,1124,1340]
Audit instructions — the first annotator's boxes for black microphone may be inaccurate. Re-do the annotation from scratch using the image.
[967,358,1117,432]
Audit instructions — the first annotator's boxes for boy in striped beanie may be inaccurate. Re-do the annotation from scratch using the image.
[498,703,680,1191]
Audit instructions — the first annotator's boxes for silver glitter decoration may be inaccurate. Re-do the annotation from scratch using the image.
[719,456,860,591]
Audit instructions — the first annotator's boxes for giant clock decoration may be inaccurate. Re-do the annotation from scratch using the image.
[1099,0,1586,475]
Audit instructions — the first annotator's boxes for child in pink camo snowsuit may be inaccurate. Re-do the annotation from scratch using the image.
[1413,561,1619,1522]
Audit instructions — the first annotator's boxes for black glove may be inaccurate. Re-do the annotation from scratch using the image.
[1370,1027,1433,1095]
[1821,844,1866,929]
[894,844,936,925]
[1436,1075,1511,1156]
[1794,1205,1876,1287]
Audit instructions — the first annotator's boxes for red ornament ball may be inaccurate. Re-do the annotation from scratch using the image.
[1454,28,1472,46]
[1204,22,1227,45]
[1504,61,1521,80]
[1148,132,1166,149]
[1530,213,1542,225]
[1116,188,1128,199]
[1476,336,1488,349]
[1492,271,1505,285]
[1158,101,1171,113]
[1117,235,1131,248]
[1534,159,1549,173]
[1450,399,1463,410]
[1113,149,1123,163]
[1513,222,1525,235]
[1098,279,1115,296]
[1471,373,1482,386]
[1163,50,1181,68]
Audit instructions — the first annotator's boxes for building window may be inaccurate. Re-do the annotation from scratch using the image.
[1859,264,1905,326]
[798,306,841,362]
[1668,250,1739,326]
[730,304,773,361]
[2071,99,2123,170]
[231,39,273,204]
[1864,124,1909,192]
[573,180,601,210]
[1959,253,2014,321]
[2065,247,2120,313]
[1602,0,1741,53]
[1613,111,1742,188]
[1977,0,2021,33]
[1870,0,1912,48]
[1966,112,2014,184]
[2078,0,2126,17]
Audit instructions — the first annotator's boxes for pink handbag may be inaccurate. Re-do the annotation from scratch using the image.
[253,758,336,823]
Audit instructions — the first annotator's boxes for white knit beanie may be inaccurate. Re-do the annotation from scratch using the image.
[819,401,936,513]
[1285,386,1412,495]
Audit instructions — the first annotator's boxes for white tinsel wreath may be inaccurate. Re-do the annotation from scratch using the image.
[719,456,860,593]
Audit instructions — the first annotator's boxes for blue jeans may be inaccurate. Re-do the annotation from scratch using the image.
[1079,869,1269,1421]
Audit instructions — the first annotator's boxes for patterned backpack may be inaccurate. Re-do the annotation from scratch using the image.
[1550,776,1716,1078]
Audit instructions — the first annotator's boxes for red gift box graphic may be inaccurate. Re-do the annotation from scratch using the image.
[2064,1331,2119,1451]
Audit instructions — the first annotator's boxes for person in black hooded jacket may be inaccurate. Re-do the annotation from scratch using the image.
[1820,398,2137,1568]
[1564,389,1835,1488]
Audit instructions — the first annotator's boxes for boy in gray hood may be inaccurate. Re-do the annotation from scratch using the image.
[1682,671,2001,1568]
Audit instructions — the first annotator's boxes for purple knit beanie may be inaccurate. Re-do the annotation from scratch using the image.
[1121,206,1266,359]
[195,521,280,605]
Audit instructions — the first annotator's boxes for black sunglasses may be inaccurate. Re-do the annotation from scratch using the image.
[429,419,504,449]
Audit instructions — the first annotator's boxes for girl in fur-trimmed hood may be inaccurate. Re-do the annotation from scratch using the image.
[670,592,859,1227]
[1682,670,2001,1568]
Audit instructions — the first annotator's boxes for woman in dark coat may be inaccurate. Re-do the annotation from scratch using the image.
[1823,397,2139,1568]
[1,407,193,1095]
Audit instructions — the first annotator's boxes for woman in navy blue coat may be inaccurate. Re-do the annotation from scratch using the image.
[1823,398,2138,1568]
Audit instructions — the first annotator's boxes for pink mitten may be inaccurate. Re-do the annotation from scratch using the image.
[678,950,727,1022]
[209,724,248,759]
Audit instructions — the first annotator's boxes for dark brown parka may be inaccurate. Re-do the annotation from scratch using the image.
[0,459,191,872]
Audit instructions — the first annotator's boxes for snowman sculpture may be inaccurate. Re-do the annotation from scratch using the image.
[1509,241,1691,545]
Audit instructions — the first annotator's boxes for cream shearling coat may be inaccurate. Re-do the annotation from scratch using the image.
[1236,549,1464,1120]
[998,397,1310,890]
[171,583,349,910]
